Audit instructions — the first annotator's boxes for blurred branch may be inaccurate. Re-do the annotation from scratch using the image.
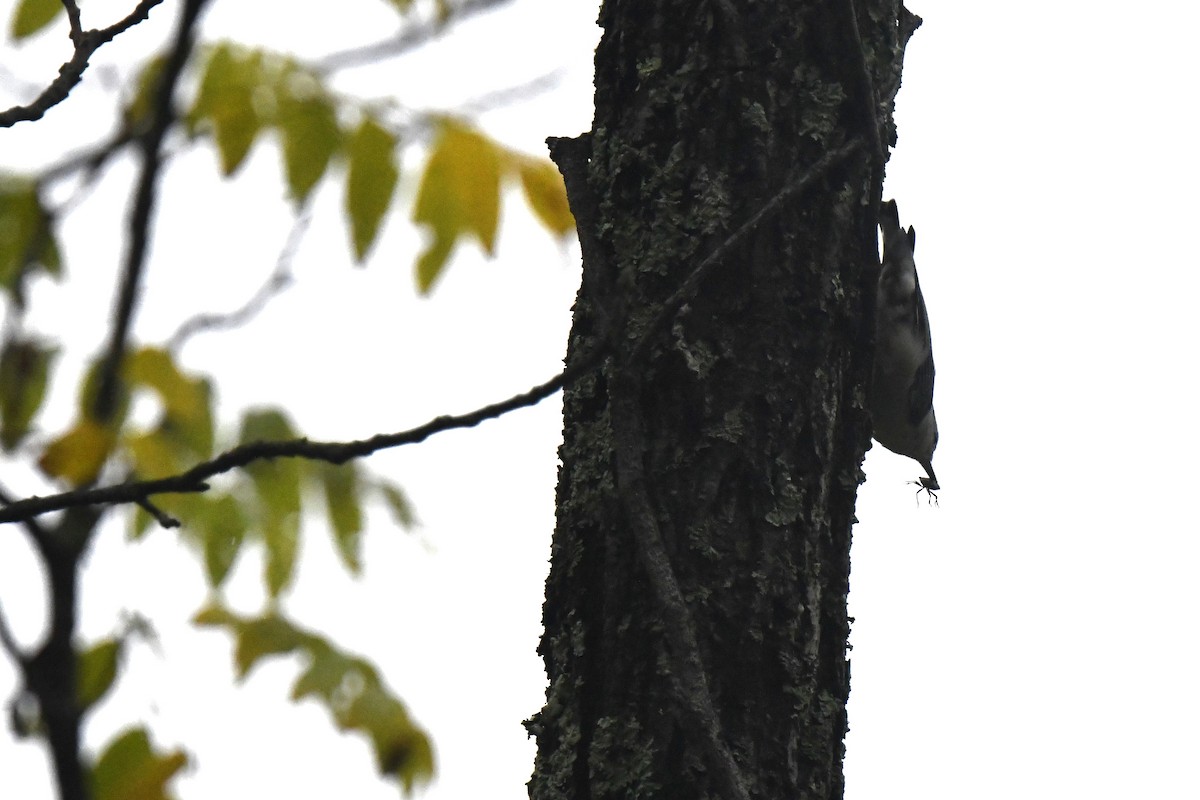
[458,69,563,115]
[314,0,513,73]
[167,210,309,351]
[0,0,168,128]
[92,0,210,422]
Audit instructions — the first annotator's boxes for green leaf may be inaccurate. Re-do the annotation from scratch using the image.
[194,605,434,792]
[262,512,300,597]
[291,642,379,703]
[124,429,180,480]
[0,338,56,451]
[318,462,364,574]
[124,55,167,130]
[9,0,62,40]
[89,727,188,800]
[239,411,301,587]
[192,603,239,628]
[277,82,342,203]
[378,481,417,529]
[200,494,247,588]
[240,408,302,595]
[516,156,575,238]
[188,44,266,176]
[411,120,502,293]
[77,639,122,714]
[344,684,435,789]
[345,115,399,262]
[124,347,214,458]
[234,614,305,678]
[0,177,62,297]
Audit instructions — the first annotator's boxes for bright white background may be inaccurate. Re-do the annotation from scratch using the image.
[1,1,1197,798]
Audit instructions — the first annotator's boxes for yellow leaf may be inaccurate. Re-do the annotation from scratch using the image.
[38,420,115,486]
[411,120,502,292]
[89,727,188,800]
[9,0,62,40]
[77,639,122,714]
[345,116,399,262]
[517,156,575,238]
[278,84,342,203]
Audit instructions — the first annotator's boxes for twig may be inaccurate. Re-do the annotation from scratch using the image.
[135,496,179,528]
[0,0,168,128]
[167,210,308,351]
[313,0,513,73]
[0,351,600,526]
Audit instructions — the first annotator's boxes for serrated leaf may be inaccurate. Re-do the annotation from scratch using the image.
[0,338,56,451]
[234,614,305,679]
[378,482,417,529]
[0,178,62,297]
[77,639,122,714]
[9,0,62,40]
[411,120,502,293]
[188,44,265,176]
[278,85,341,203]
[38,420,115,486]
[319,462,364,574]
[345,116,399,262]
[200,494,247,588]
[89,727,188,800]
[517,156,575,238]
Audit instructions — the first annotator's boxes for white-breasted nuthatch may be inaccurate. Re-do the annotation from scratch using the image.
[869,199,939,494]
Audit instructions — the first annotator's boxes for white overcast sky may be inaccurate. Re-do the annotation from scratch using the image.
[1,1,1198,799]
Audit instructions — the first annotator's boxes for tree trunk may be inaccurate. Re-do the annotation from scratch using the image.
[529,1,919,799]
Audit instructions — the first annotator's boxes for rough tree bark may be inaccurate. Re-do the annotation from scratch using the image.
[529,1,919,798]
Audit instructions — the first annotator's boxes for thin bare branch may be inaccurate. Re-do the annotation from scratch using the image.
[313,0,513,73]
[0,352,599,526]
[167,211,308,351]
[0,0,168,128]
